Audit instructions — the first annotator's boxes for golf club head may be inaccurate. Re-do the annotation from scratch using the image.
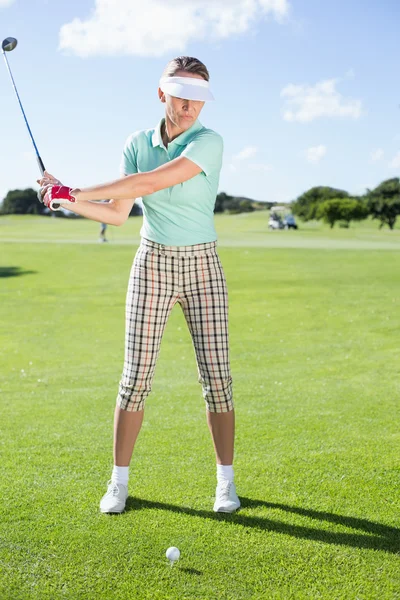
[2,37,18,52]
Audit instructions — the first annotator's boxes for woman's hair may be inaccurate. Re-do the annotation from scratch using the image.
[161,56,210,82]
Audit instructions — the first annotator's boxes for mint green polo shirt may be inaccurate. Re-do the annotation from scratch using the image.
[120,117,223,246]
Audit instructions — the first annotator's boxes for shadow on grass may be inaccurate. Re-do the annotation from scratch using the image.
[0,266,36,278]
[125,496,399,555]
[178,567,203,576]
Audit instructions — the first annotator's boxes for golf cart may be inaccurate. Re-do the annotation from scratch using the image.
[284,214,298,229]
[268,212,284,230]
[269,206,298,230]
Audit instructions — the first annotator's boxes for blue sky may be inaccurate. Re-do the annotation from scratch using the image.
[1,0,399,204]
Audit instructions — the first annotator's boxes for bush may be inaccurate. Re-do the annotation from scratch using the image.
[366,178,400,230]
[316,198,368,228]
[0,188,45,215]
[292,186,349,221]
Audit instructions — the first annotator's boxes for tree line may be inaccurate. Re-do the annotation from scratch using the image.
[0,189,269,217]
[0,189,142,217]
[1,178,399,228]
[291,178,400,230]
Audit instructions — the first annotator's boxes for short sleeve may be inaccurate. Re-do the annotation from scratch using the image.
[120,134,138,176]
[181,130,223,176]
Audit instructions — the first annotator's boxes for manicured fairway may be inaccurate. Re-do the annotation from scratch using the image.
[1,215,399,599]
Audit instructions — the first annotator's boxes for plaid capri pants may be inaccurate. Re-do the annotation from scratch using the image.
[117,237,233,413]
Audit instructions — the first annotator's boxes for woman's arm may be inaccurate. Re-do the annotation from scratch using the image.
[73,157,202,203]
[38,172,135,226]
[61,198,135,226]
[39,157,202,224]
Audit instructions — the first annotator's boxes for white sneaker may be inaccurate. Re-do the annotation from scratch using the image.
[99,480,128,514]
[213,481,240,513]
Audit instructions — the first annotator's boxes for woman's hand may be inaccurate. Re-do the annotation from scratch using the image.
[42,185,80,212]
[37,170,62,187]
[37,171,63,204]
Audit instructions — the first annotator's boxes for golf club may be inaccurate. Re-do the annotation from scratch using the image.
[2,37,46,176]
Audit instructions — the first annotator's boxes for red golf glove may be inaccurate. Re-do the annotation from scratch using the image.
[43,185,78,211]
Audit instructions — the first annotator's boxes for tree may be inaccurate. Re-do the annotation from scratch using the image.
[238,199,254,212]
[292,186,349,221]
[0,188,45,215]
[214,192,231,213]
[226,197,242,214]
[129,202,143,217]
[317,198,368,228]
[215,192,261,214]
[366,178,400,230]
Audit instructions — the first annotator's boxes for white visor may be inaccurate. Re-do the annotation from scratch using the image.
[159,76,214,102]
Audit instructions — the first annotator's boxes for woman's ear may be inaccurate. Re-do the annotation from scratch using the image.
[158,88,166,103]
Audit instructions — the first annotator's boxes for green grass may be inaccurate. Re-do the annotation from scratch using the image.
[0,215,399,599]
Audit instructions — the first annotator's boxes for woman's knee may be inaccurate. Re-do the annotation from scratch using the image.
[117,380,151,412]
[199,375,233,413]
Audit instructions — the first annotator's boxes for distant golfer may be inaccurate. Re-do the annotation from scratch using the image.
[99,222,107,243]
[38,56,239,515]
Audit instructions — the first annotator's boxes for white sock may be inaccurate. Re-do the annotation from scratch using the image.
[111,465,129,487]
[217,464,234,484]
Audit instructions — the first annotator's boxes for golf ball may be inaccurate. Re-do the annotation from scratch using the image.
[166,547,180,562]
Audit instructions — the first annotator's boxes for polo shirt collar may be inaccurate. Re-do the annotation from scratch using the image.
[151,117,203,148]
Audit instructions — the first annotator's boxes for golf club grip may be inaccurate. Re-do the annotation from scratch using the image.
[37,155,45,176]
[37,159,61,210]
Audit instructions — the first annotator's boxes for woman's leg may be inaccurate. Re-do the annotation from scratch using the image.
[100,243,177,512]
[180,248,239,511]
[206,409,235,465]
[115,246,178,456]
[113,406,145,466]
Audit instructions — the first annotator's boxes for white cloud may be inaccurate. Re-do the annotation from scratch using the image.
[389,152,400,169]
[249,163,273,172]
[370,148,384,162]
[0,0,15,6]
[281,78,362,123]
[59,0,290,57]
[305,145,327,164]
[233,146,258,161]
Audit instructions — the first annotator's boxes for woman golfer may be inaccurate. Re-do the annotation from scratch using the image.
[39,56,240,514]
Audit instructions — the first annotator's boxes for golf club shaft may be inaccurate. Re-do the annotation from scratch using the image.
[2,50,45,176]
